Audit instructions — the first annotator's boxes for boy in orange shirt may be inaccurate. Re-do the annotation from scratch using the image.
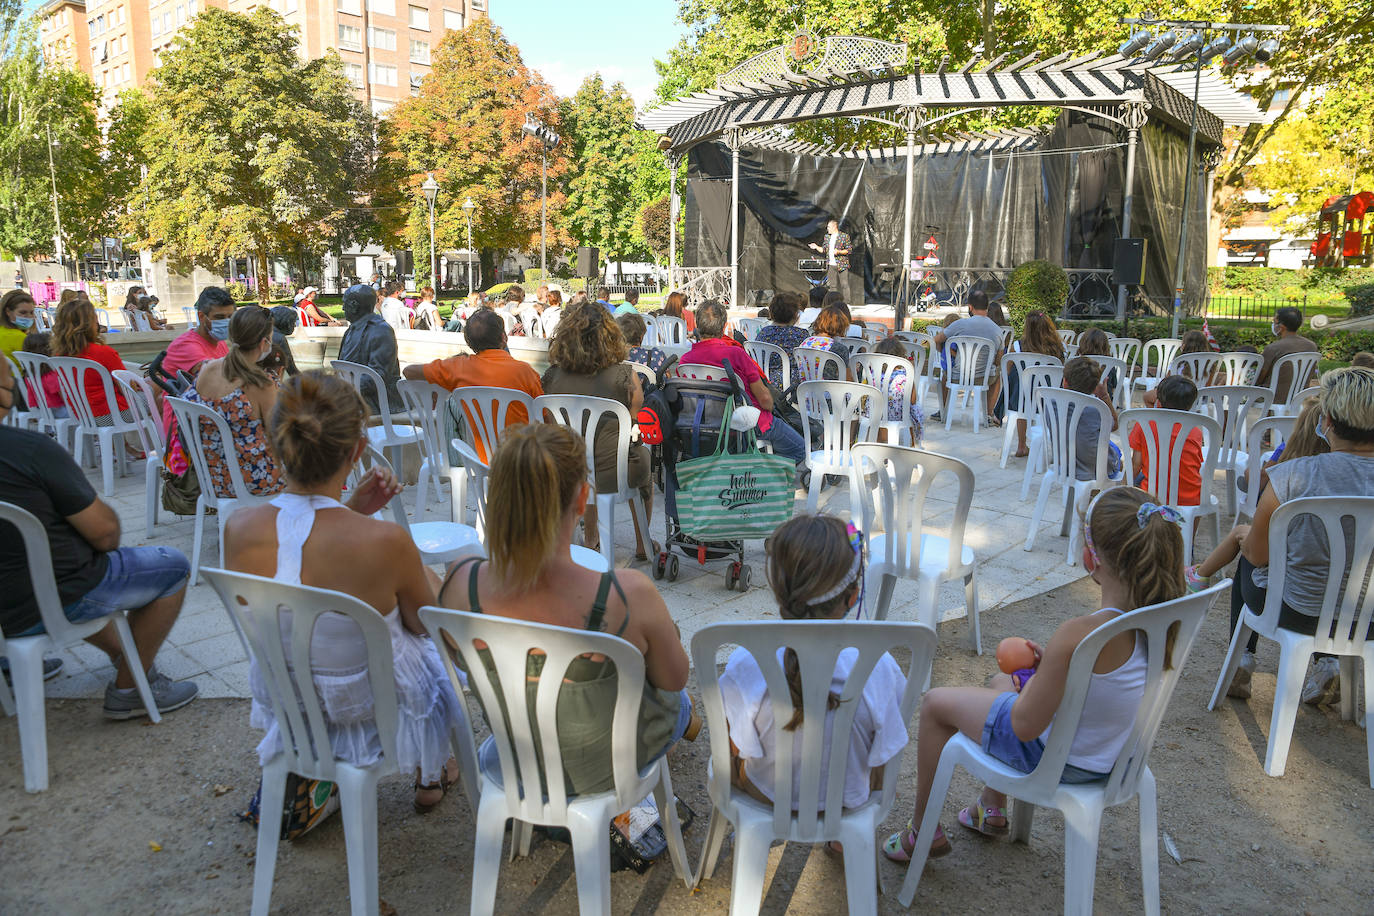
[1128,375,1203,505]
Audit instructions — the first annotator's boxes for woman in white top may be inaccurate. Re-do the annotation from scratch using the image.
[885,486,1178,864]
[722,515,907,820]
[224,370,464,813]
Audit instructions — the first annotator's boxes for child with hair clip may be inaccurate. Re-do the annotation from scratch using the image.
[885,487,1186,863]
[720,514,909,821]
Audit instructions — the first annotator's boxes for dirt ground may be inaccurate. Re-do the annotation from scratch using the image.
[2,576,1371,915]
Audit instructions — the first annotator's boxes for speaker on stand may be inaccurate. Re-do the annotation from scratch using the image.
[576,246,599,298]
[1112,237,1147,335]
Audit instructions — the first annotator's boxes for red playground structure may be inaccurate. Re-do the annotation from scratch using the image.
[1311,191,1374,266]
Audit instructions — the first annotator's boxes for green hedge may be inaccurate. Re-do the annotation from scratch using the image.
[1065,318,1374,362]
[1349,283,1374,318]
[1005,260,1069,333]
[1206,265,1374,300]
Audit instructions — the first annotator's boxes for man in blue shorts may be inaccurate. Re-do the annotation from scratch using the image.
[0,357,199,719]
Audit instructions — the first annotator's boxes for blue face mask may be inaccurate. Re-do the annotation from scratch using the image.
[14,316,33,329]
[1315,417,1328,443]
[208,318,231,341]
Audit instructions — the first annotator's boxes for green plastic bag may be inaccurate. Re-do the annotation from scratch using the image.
[674,398,796,540]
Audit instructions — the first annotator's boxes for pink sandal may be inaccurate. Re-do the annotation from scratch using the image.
[882,820,951,863]
[957,801,1009,836]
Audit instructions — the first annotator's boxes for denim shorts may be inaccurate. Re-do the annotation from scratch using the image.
[21,546,190,637]
[981,691,1109,785]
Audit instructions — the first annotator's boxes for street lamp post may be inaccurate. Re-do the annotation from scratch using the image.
[421,172,440,291]
[44,126,64,274]
[462,197,476,293]
[521,114,560,281]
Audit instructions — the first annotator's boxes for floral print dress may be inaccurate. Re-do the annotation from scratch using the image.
[184,385,286,498]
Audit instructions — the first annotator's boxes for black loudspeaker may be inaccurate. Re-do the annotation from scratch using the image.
[576,246,599,277]
[1112,237,1147,286]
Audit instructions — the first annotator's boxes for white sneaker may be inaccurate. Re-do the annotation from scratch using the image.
[1227,650,1257,700]
[1302,657,1341,706]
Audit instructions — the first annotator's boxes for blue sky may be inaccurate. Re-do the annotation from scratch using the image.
[495,0,684,107]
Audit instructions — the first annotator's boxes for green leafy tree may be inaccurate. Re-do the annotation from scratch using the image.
[126,8,376,303]
[383,19,570,287]
[0,17,104,261]
[102,88,153,241]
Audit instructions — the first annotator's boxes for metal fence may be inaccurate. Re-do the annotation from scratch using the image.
[1203,295,1305,324]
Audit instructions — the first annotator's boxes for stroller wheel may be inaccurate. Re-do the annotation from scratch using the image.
[725,562,739,591]
[667,554,680,581]
[653,552,666,580]
[738,565,752,591]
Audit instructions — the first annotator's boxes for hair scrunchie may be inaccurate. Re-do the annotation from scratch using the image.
[1136,502,1185,529]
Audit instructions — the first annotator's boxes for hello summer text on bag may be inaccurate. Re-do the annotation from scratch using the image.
[673,398,795,540]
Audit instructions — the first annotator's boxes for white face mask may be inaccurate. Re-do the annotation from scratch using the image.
[257,340,273,363]
[1271,322,1282,336]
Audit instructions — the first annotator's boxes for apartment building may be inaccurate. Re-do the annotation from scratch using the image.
[37,0,93,74]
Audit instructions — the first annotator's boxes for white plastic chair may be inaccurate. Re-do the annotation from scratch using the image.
[999,353,1063,468]
[447,387,536,535]
[998,326,1015,352]
[793,345,846,383]
[656,314,688,345]
[1194,385,1272,520]
[330,359,422,469]
[691,620,937,916]
[625,361,655,391]
[1232,415,1295,525]
[127,308,153,332]
[534,393,652,565]
[166,397,277,582]
[420,607,692,916]
[202,568,476,916]
[1117,408,1223,565]
[849,352,922,445]
[396,378,452,513]
[112,370,168,539]
[0,501,162,792]
[900,582,1228,914]
[1015,365,1070,500]
[2,355,37,432]
[744,340,791,390]
[1216,351,1262,386]
[48,356,148,496]
[33,307,54,332]
[540,308,562,338]
[1131,338,1182,395]
[180,306,199,329]
[1023,388,1123,565]
[798,380,878,512]
[838,335,871,354]
[736,317,766,338]
[11,352,76,449]
[1087,354,1131,413]
[1267,351,1321,417]
[350,443,481,565]
[1107,337,1141,379]
[941,335,996,432]
[1167,352,1220,386]
[1208,497,1374,785]
[1056,328,1077,346]
[850,443,981,656]
[100,307,130,333]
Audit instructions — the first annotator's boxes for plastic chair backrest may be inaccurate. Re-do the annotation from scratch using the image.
[1270,352,1321,408]
[166,396,259,505]
[943,335,996,387]
[1002,352,1063,415]
[47,356,131,431]
[1086,354,1130,408]
[860,327,886,345]
[1289,385,1322,408]
[737,317,766,338]
[397,379,451,472]
[101,308,129,332]
[127,309,153,332]
[1168,352,1220,384]
[1236,416,1295,519]
[1141,338,1182,377]
[540,309,561,337]
[1056,329,1076,346]
[181,307,199,330]
[12,352,62,430]
[849,352,918,414]
[447,386,535,466]
[1013,363,1065,420]
[625,361,654,391]
[1029,583,1225,807]
[675,362,730,383]
[201,568,400,783]
[1108,337,1141,374]
[112,370,165,454]
[1118,408,1222,507]
[1216,352,1262,387]
[420,607,651,819]
[998,327,1015,352]
[0,500,91,646]
[1195,385,1271,468]
[798,381,878,455]
[1034,387,1114,486]
[534,394,632,496]
[744,340,791,387]
[33,308,53,332]
[838,336,871,354]
[656,315,688,345]
[1257,498,1374,655]
[793,346,846,383]
[850,443,974,579]
[691,620,937,838]
[331,360,405,438]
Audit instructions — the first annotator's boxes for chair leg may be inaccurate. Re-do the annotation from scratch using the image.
[1060,800,1105,916]
[999,412,1016,468]
[897,752,957,907]
[1064,486,1083,567]
[145,461,158,539]
[1363,650,1374,789]
[728,818,773,916]
[190,496,207,586]
[964,569,981,654]
[872,573,897,622]
[250,765,288,916]
[1339,656,1357,723]
[13,639,52,793]
[596,493,615,566]
[805,465,822,512]
[112,612,160,723]
[695,805,730,886]
[336,767,381,916]
[1264,645,1309,777]
[100,429,116,497]
[566,806,614,916]
[1058,483,1076,539]
[1024,473,1053,552]
[1137,769,1161,916]
[448,467,467,526]
[1010,798,1035,844]
[469,790,507,916]
[1020,435,1040,501]
[837,817,879,916]
[652,761,693,888]
[415,458,431,512]
[1207,619,1251,711]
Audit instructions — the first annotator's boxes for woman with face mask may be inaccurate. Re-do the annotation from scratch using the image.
[0,289,38,367]
[182,305,287,498]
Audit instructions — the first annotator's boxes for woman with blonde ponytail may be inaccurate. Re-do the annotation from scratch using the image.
[184,306,287,497]
[886,486,1185,866]
[437,423,694,796]
[720,514,908,818]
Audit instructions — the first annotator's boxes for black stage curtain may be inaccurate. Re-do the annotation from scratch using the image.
[684,112,1207,312]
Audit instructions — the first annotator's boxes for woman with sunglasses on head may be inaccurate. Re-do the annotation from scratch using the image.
[721,514,908,830]
[885,487,1187,865]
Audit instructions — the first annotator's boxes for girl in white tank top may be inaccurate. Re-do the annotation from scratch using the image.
[885,487,1189,866]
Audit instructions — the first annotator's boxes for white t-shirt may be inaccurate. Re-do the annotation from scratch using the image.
[827,232,839,266]
[379,296,409,331]
[720,646,909,809]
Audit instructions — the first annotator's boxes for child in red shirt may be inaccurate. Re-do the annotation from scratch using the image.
[1128,375,1203,506]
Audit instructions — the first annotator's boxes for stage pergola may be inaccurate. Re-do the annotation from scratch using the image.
[637,35,1263,324]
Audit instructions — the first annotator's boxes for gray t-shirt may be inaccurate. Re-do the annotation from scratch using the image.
[1253,452,1374,614]
[1072,400,1122,482]
[943,314,1004,379]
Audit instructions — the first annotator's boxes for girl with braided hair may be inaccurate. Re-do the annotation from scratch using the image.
[720,514,909,814]
[886,486,1188,864]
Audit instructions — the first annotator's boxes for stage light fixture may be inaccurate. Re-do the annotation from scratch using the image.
[1142,30,1177,61]
[1118,30,1151,56]
[1171,31,1205,60]
[1201,35,1232,61]
[1222,34,1258,66]
[1253,37,1280,63]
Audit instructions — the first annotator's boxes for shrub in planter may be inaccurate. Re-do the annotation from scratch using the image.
[1006,260,1068,333]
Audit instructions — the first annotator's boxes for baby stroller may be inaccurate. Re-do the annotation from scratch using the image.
[652,362,756,592]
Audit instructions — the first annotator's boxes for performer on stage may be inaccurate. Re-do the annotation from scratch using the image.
[808,218,853,303]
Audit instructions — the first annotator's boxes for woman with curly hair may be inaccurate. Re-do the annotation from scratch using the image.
[542,301,654,557]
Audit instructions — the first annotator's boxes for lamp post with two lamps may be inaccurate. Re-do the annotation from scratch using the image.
[1118,18,1285,336]
[421,172,440,292]
[521,114,560,281]
[462,197,476,294]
